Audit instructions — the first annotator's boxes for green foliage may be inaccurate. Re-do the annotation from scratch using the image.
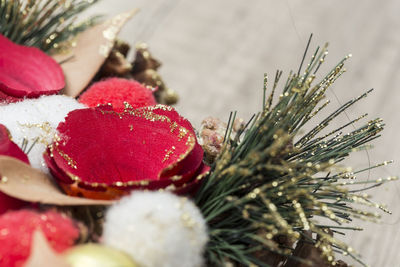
[0,0,100,53]
[195,36,395,266]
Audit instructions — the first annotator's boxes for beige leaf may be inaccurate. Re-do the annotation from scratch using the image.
[0,156,113,205]
[23,230,71,267]
[53,9,139,98]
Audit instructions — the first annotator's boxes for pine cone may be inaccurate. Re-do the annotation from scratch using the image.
[98,40,132,77]
[131,43,178,105]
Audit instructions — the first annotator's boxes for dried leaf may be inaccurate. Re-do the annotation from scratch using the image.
[23,230,71,267]
[52,9,139,98]
[0,156,112,205]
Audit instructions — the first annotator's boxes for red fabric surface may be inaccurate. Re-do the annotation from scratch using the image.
[0,124,30,164]
[79,78,156,112]
[0,210,79,267]
[46,105,208,199]
[0,34,64,101]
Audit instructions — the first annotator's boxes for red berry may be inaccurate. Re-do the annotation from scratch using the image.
[79,78,157,112]
[0,210,79,267]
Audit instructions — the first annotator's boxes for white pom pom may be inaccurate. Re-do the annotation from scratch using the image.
[0,95,86,172]
[103,191,208,267]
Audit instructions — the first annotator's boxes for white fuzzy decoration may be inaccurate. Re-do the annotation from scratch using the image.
[0,95,86,172]
[103,191,208,267]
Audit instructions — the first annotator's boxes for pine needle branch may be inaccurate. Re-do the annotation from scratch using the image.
[195,36,396,266]
[0,0,101,53]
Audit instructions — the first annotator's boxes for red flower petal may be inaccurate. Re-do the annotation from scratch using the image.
[0,210,79,267]
[146,105,195,132]
[0,90,20,103]
[47,105,207,199]
[0,124,30,165]
[0,34,65,100]
[0,193,27,215]
[78,78,156,112]
[43,150,74,185]
[160,143,203,184]
[173,162,210,195]
[144,105,203,180]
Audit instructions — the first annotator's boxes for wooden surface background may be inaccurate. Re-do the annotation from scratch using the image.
[85,1,400,266]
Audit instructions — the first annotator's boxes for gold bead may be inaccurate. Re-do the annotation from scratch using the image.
[164,88,179,105]
[64,244,138,267]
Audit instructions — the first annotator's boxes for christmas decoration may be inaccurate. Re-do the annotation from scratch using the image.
[0,95,85,172]
[0,0,99,53]
[0,156,112,206]
[199,116,245,163]
[24,230,71,267]
[45,105,209,199]
[64,244,138,267]
[0,2,395,267]
[97,40,132,77]
[194,39,395,266]
[0,191,27,215]
[0,210,79,267]
[53,9,139,98]
[130,43,179,105]
[96,41,179,105]
[103,191,208,267]
[0,34,65,102]
[0,125,30,214]
[0,124,29,164]
[79,78,157,112]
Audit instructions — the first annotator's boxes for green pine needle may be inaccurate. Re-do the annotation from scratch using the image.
[195,37,396,266]
[0,0,101,53]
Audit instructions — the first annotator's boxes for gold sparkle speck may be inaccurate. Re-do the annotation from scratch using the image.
[1,176,8,183]
[163,146,176,163]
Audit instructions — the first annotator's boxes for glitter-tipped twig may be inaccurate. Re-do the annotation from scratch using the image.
[195,35,395,266]
[0,0,101,52]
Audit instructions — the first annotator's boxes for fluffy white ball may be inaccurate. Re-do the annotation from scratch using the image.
[103,191,208,267]
[0,95,86,172]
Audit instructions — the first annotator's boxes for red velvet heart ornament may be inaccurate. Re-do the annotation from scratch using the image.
[0,34,65,103]
[45,105,209,200]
